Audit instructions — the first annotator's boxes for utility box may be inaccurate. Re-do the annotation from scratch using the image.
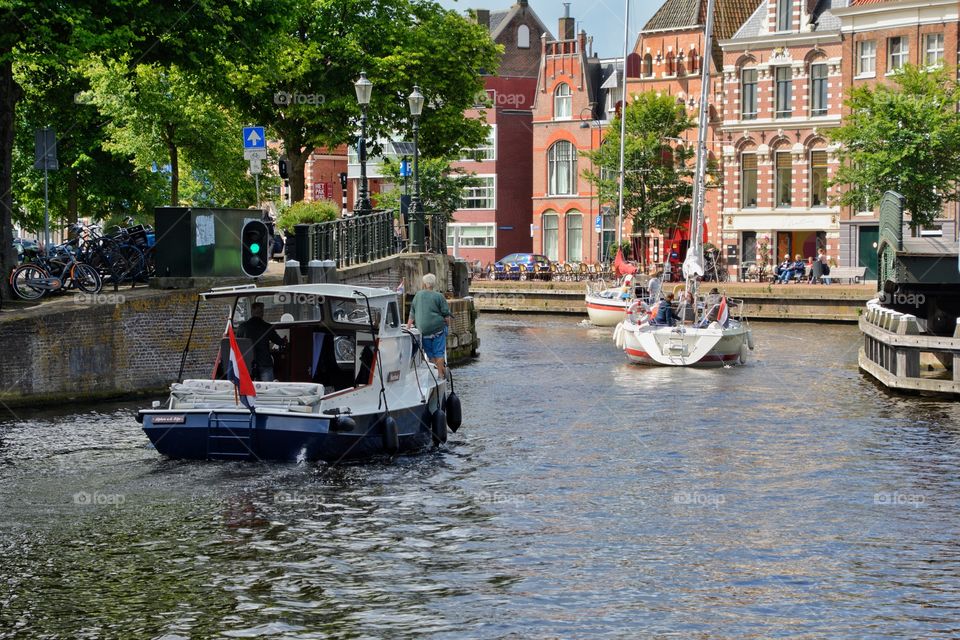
[452,259,471,298]
[154,207,266,279]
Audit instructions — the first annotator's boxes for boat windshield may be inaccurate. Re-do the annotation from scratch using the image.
[235,293,324,324]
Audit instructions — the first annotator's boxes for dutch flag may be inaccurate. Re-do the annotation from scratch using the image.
[717,297,729,327]
[225,320,256,410]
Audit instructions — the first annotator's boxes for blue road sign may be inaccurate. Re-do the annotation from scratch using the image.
[400,160,412,177]
[595,215,602,232]
[243,126,266,149]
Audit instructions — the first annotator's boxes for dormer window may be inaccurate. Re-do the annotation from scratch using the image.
[776,0,792,32]
[517,24,530,49]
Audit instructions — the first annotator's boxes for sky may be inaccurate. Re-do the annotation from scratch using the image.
[436,0,658,59]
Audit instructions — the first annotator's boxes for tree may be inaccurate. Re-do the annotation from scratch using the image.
[228,0,501,203]
[583,92,696,269]
[830,64,960,229]
[376,156,479,217]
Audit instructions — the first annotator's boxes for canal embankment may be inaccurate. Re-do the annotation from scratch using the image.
[0,254,478,407]
[469,280,876,322]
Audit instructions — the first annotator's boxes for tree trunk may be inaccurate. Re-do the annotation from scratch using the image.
[167,126,179,206]
[286,144,309,203]
[0,57,22,299]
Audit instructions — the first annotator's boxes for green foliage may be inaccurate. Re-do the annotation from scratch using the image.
[583,92,698,266]
[830,64,960,228]
[276,200,339,234]
[376,156,479,218]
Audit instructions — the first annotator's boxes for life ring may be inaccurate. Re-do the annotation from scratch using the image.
[626,300,643,324]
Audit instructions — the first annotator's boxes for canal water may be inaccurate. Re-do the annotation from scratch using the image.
[2,315,960,638]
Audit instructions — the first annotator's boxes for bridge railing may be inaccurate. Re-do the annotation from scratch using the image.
[294,209,448,270]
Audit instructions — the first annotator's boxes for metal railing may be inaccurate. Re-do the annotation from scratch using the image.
[294,209,448,270]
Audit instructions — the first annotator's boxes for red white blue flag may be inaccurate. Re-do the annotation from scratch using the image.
[717,297,729,327]
[225,320,256,410]
[396,278,405,295]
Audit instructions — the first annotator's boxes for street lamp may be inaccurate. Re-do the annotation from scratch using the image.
[353,71,373,215]
[408,85,425,252]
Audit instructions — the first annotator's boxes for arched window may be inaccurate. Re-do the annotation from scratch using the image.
[553,83,572,119]
[517,24,530,49]
[543,212,559,261]
[643,54,653,77]
[548,141,577,195]
[565,211,583,262]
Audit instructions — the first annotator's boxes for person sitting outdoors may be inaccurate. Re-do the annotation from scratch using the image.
[790,254,806,283]
[237,302,286,381]
[676,290,696,323]
[816,248,832,284]
[652,293,676,326]
[775,253,793,283]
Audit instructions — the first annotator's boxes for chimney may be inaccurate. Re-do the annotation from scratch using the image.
[559,3,575,41]
[518,0,528,6]
[475,9,490,30]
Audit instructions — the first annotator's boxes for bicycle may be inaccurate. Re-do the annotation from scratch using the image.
[10,237,102,300]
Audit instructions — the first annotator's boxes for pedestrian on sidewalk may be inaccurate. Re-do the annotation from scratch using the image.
[407,273,453,378]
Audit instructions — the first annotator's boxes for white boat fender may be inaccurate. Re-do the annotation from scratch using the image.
[445,392,462,432]
[380,415,399,453]
[432,408,448,445]
[739,343,749,365]
[747,330,755,350]
[613,323,623,349]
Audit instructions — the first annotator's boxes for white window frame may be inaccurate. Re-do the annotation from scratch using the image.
[459,125,496,162]
[447,223,496,249]
[857,40,876,76]
[925,33,944,68]
[741,68,757,120]
[554,83,572,120]
[888,36,908,72]
[461,175,496,210]
[517,24,531,49]
[548,141,577,196]
[565,211,583,262]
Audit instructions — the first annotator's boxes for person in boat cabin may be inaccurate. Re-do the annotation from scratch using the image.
[237,302,286,381]
[407,273,453,378]
[653,293,677,326]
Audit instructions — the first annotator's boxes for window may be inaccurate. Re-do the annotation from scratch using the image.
[741,68,757,120]
[776,0,792,31]
[643,54,653,77]
[543,213,559,261]
[810,150,827,206]
[857,40,876,75]
[810,64,827,117]
[548,141,577,195]
[565,212,583,262]
[554,83,572,119]
[742,232,757,265]
[447,224,496,248]
[888,37,908,72]
[517,24,530,49]
[775,67,792,118]
[776,151,792,207]
[740,153,757,208]
[925,33,944,67]
[459,126,496,161]
[462,176,495,209]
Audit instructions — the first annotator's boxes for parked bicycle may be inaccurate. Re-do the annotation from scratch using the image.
[9,237,102,300]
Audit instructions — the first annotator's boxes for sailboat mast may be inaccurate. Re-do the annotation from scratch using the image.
[616,0,629,252]
[685,0,716,294]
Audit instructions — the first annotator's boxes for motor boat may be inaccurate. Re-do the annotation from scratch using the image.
[136,283,461,462]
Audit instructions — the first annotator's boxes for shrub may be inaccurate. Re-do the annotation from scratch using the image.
[276,200,339,235]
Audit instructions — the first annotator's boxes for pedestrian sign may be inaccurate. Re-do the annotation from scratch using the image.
[243,126,266,149]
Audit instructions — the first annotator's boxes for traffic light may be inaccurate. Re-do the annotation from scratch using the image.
[241,220,270,277]
[278,156,289,179]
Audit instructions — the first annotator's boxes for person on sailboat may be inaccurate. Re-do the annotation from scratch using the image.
[652,293,676,326]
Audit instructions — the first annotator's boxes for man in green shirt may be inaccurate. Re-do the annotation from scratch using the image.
[406,273,453,377]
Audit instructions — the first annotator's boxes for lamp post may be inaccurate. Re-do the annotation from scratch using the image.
[353,71,373,215]
[408,85,425,252]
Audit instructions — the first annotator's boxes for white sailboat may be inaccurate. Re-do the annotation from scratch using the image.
[613,0,754,367]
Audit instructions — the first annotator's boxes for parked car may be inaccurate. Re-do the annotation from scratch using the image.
[491,253,552,280]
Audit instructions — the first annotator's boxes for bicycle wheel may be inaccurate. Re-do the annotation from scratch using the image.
[89,238,132,284]
[119,244,146,282]
[10,264,49,300]
[72,263,103,293]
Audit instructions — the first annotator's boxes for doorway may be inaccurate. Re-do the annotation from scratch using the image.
[858,226,879,280]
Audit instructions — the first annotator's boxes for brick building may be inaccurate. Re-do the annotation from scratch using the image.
[833,0,959,279]
[718,0,847,280]
[446,0,551,264]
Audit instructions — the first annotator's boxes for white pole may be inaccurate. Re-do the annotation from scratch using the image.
[616,0,629,252]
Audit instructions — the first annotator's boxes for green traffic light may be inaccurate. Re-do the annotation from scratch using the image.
[250,242,260,253]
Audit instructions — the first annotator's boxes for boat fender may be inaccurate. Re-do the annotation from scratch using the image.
[381,415,399,453]
[432,408,448,445]
[739,343,749,365]
[445,392,462,432]
[613,323,624,349]
[746,330,755,351]
[330,415,357,432]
